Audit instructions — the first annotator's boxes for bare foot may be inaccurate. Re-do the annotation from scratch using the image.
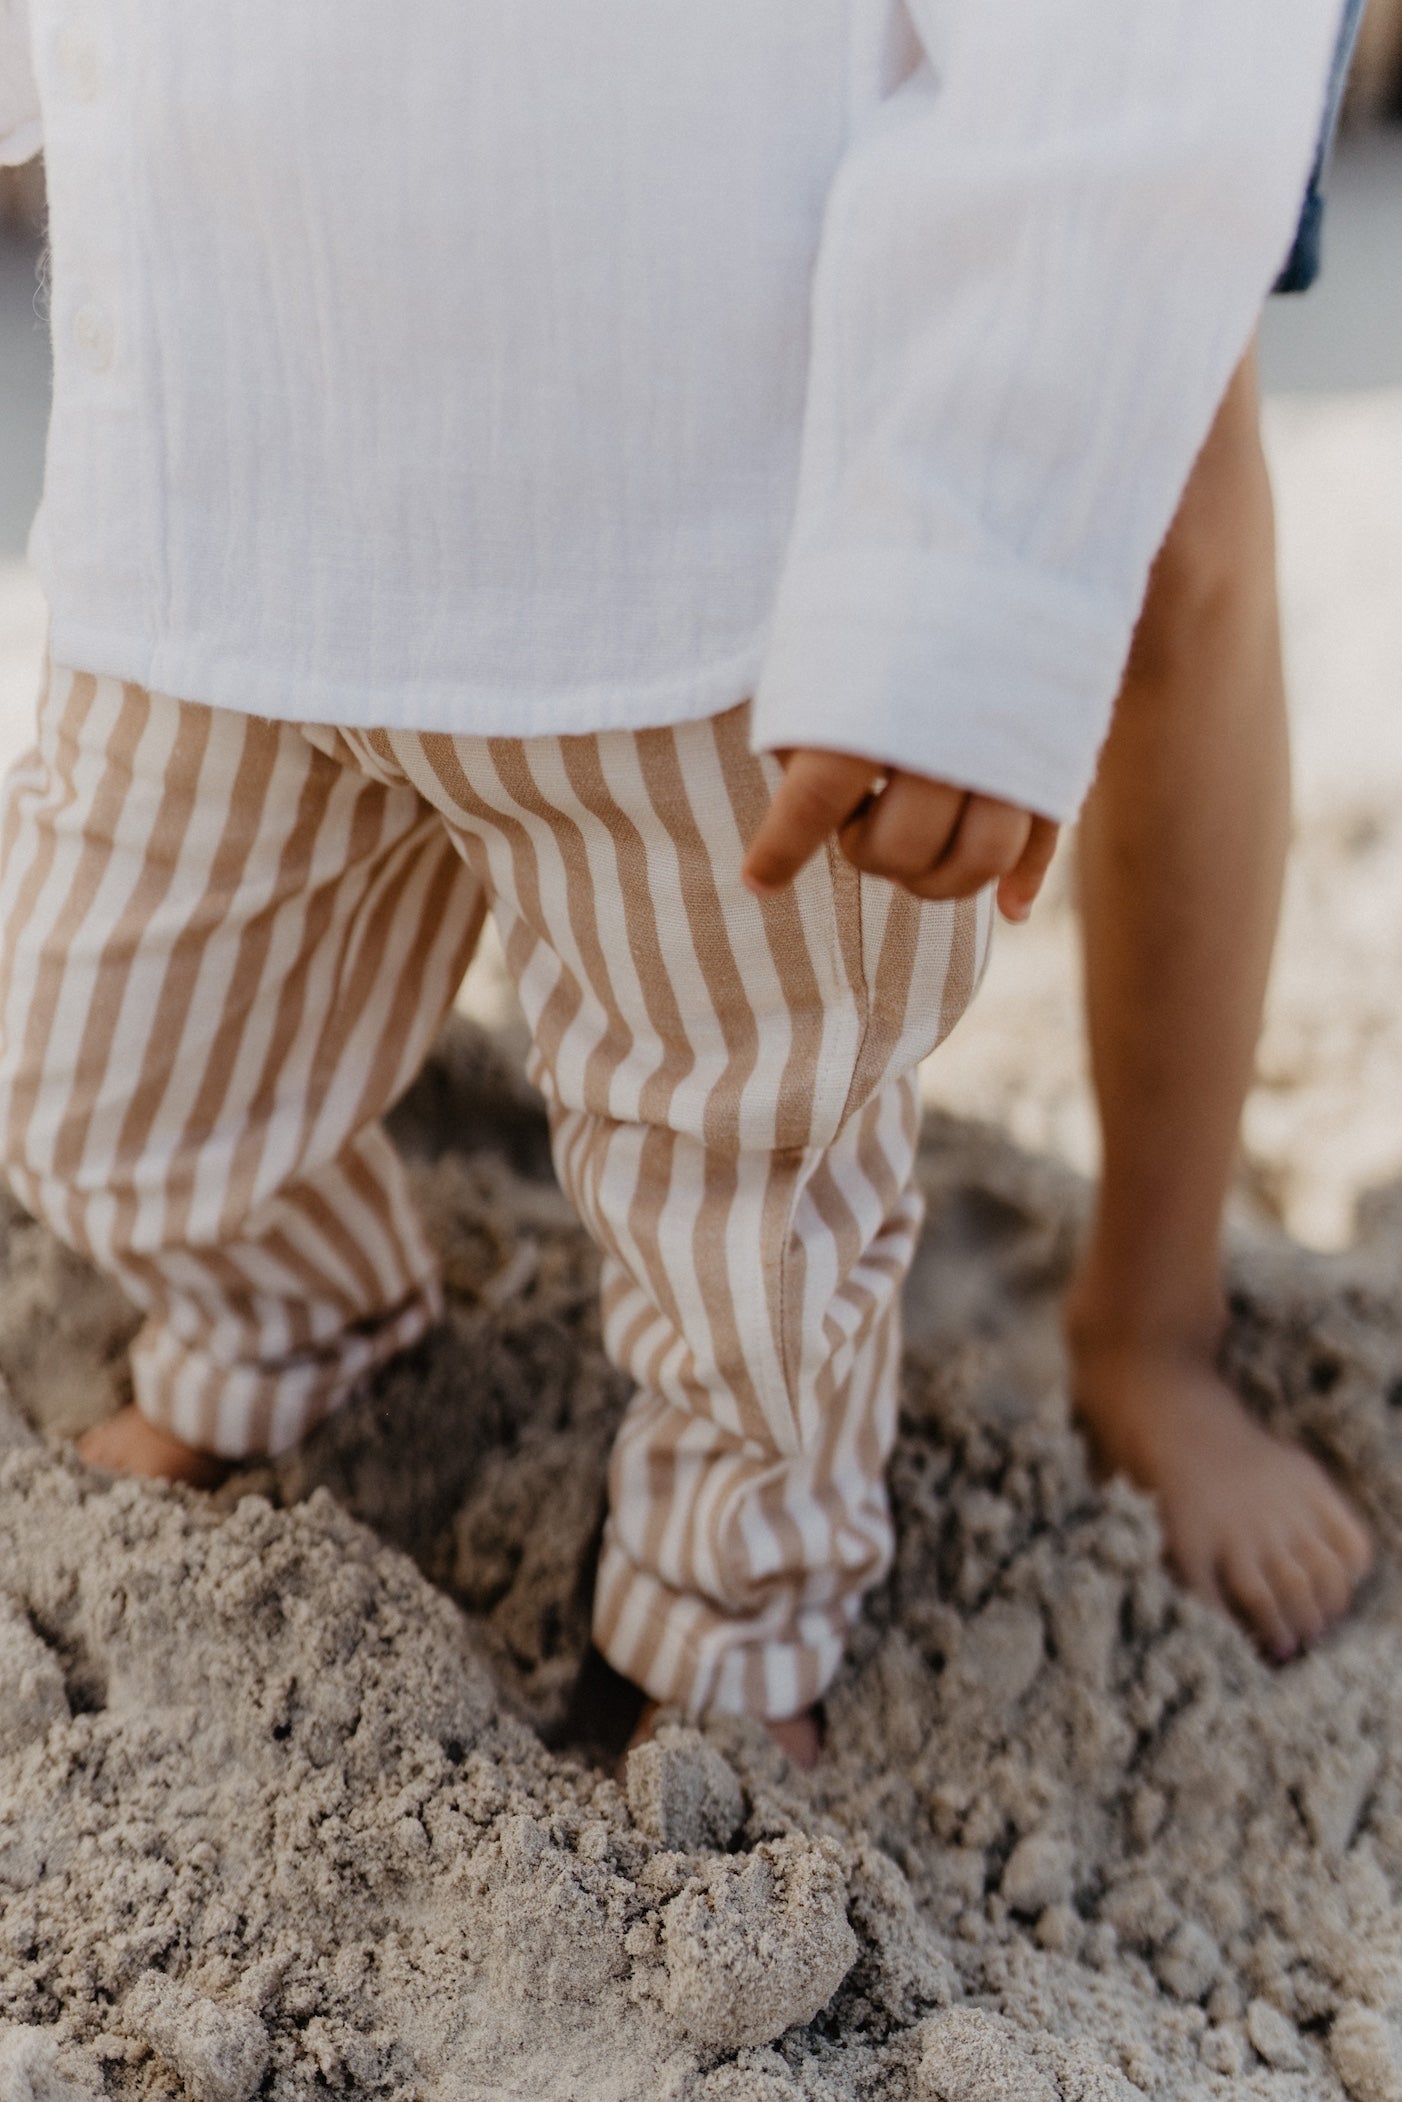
[630,1699,822,1771]
[764,1708,822,1768]
[1068,1323,1374,1661]
[76,1404,229,1490]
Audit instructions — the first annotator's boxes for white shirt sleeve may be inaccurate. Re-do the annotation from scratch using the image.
[0,0,41,166]
[753,0,1342,822]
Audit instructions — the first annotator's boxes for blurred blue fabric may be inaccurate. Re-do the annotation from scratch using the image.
[1275,0,1368,292]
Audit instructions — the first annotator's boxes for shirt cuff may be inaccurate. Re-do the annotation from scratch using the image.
[751,546,1130,824]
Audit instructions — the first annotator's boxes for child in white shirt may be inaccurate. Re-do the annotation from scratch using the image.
[0,0,1359,1757]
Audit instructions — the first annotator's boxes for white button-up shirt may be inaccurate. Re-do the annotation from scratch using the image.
[1,1,1339,818]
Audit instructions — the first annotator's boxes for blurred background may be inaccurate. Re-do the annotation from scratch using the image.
[1,10,1400,1253]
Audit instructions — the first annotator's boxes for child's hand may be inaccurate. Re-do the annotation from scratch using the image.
[743,749,1060,922]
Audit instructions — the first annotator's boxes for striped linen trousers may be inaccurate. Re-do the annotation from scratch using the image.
[0,663,992,1719]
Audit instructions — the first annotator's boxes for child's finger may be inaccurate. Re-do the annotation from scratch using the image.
[996,816,1061,922]
[743,750,881,895]
[905,796,1031,901]
[838,773,967,883]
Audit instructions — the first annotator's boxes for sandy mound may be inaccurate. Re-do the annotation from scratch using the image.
[2,1018,1402,2100]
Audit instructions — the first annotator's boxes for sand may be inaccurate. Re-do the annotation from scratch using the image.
[2,1017,1402,2100]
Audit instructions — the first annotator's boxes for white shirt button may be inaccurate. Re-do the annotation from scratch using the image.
[73,304,115,373]
[56,27,102,101]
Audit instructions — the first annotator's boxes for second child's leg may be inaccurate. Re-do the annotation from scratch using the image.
[1066,349,1373,1657]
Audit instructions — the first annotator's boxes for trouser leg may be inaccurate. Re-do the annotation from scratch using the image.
[384,703,993,1716]
[579,1064,930,1718]
[0,666,485,1455]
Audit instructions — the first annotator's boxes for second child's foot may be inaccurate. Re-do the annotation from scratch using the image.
[1068,1324,1374,1661]
[76,1403,229,1489]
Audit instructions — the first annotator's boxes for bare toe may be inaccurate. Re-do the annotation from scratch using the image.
[1297,1533,1357,1629]
[1322,1498,1375,1585]
[1261,1543,1328,1651]
[1221,1550,1299,1661]
[1173,1538,1227,1615]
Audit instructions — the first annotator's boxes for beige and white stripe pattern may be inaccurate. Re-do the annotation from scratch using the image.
[0,665,485,1454]
[0,664,992,1718]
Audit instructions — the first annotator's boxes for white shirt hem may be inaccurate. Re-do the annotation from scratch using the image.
[43,615,771,742]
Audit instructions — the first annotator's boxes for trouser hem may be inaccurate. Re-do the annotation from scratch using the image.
[129,1274,443,1459]
[592,1533,869,1723]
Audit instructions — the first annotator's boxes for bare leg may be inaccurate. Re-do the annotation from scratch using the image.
[1066,347,1373,1659]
